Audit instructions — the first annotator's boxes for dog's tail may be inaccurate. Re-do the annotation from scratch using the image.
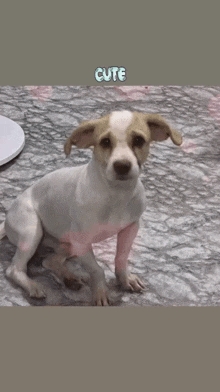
[0,221,6,240]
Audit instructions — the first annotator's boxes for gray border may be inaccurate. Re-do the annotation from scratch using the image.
[1,1,220,392]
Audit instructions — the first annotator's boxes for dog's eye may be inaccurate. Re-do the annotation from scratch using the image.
[132,135,145,148]
[100,138,111,148]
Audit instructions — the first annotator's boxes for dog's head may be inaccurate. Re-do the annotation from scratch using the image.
[64,111,182,182]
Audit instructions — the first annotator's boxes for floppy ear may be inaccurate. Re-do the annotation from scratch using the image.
[64,120,99,155]
[143,114,182,146]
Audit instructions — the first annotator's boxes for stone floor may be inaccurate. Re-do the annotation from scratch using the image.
[0,85,220,306]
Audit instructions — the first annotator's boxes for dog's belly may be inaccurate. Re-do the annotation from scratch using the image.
[59,222,128,257]
[89,222,125,242]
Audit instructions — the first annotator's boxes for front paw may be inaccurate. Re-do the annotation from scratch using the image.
[29,281,47,299]
[116,272,145,292]
[92,283,110,306]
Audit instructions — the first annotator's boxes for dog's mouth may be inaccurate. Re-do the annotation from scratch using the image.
[115,174,134,181]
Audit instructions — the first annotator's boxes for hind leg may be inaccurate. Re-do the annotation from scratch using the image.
[5,207,46,298]
[42,236,84,288]
[6,249,46,298]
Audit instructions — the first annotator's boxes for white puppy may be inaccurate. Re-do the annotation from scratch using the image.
[0,111,182,305]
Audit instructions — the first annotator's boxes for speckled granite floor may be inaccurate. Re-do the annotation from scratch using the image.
[0,85,220,306]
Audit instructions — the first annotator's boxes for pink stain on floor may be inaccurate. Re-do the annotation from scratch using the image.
[203,176,211,183]
[180,139,197,153]
[208,95,220,123]
[26,86,53,102]
[114,86,150,101]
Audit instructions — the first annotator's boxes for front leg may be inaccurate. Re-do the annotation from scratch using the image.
[115,221,145,292]
[77,249,109,306]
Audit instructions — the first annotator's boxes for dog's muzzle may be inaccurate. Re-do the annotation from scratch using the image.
[113,159,132,179]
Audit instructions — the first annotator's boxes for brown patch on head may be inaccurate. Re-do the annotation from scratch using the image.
[123,112,182,166]
[93,130,117,166]
[64,115,110,155]
[125,113,152,166]
[64,112,182,170]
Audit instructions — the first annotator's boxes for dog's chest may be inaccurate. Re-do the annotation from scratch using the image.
[98,200,130,225]
[67,194,134,246]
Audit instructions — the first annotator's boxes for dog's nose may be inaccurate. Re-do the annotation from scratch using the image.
[113,160,132,175]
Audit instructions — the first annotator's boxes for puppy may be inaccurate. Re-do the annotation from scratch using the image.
[0,111,182,305]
